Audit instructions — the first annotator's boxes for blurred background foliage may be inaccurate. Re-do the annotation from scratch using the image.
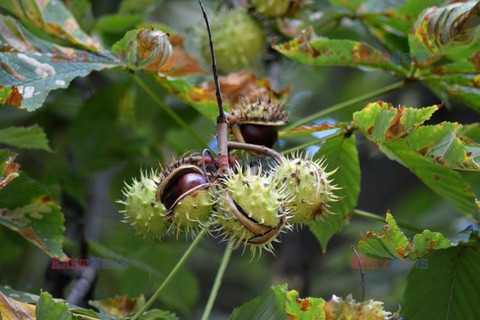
[0,0,479,319]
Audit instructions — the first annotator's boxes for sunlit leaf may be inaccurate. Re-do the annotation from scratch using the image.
[309,134,359,252]
[0,0,100,51]
[0,14,117,111]
[0,125,51,151]
[274,27,409,77]
[358,212,453,259]
[403,231,480,319]
[0,173,67,259]
[353,101,479,216]
[408,1,480,63]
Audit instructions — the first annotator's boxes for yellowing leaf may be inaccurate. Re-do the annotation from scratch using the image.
[353,101,479,216]
[0,0,100,51]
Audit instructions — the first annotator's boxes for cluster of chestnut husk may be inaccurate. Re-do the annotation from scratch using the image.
[119,96,339,255]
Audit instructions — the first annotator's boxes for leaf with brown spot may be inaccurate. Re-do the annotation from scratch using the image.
[274,27,409,77]
[89,295,144,317]
[358,212,453,259]
[408,1,480,63]
[323,294,396,320]
[354,101,480,216]
[0,172,67,259]
[0,0,100,51]
[0,14,117,111]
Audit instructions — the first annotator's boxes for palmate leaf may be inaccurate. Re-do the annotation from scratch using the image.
[408,1,480,63]
[353,101,479,217]
[0,172,67,259]
[309,134,360,252]
[0,0,100,51]
[358,213,453,259]
[274,27,409,77]
[0,125,51,151]
[0,14,118,111]
[231,284,397,320]
[403,231,480,319]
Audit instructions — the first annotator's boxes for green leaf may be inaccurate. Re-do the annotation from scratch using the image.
[0,125,51,151]
[403,233,480,319]
[36,292,72,320]
[0,14,118,111]
[408,1,480,62]
[358,212,453,259]
[0,149,20,189]
[0,173,67,258]
[0,0,100,51]
[274,28,409,77]
[309,134,360,252]
[231,285,397,319]
[141,309,179,320]
[353,101,479,216]
[231,285,288,320]
[419,51,480,112]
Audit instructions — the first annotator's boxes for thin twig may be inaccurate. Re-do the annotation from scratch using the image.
[228,141,283,160]
[197,0,224,119]
[130,229,207,320]
[197,0,229,174]
[351,246,365,301]
[201,242,234,320]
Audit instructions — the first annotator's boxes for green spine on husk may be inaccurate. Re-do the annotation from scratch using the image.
[272,154,339,224]
[118,170,169,241]
[214,165,292,256]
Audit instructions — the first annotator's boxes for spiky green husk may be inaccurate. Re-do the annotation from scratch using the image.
[171,188,214,234]
[200,9,265,73]
[252,0,292,18]
[233,95,288,125]
[214,165,291,255]
[118,171,169,241]
[273,155,339,223]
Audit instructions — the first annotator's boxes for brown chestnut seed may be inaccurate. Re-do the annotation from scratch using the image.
[240,124,278,148]
[161,173,208,211]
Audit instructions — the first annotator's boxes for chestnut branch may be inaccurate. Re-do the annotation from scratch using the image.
[228,141,283,161]
[197,0,229,174]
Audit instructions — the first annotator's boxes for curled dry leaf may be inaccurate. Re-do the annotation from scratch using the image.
[0,154,20,189]
[203,70,291,105]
